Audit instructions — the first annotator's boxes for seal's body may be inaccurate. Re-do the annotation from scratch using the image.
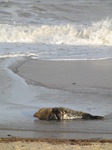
[34,107,104,120]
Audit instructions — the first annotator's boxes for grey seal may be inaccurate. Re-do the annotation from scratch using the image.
[34,107,104,120]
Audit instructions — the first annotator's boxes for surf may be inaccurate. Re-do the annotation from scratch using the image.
[0,19,112,45]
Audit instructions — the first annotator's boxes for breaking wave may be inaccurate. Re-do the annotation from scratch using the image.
[0,19,112,45]
[0,53,38,58]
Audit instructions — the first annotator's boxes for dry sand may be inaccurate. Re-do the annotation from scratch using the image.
[0,138,112,150]
[0,142,112,150]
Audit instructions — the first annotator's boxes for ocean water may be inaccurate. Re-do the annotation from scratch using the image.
[0,0,112,60]
[0,0,112,139]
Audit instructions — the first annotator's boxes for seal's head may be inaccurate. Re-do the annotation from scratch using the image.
[33,108,53,120]
[34,107,66,120]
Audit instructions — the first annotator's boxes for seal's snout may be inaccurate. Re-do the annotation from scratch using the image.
[33,113,36,117]
[33,112,38,117]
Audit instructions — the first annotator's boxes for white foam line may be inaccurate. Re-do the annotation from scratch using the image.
[39,57,112,61]
[0,53,38,58]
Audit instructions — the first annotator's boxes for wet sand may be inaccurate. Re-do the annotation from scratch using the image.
[7,59,112,138]
[0,59,112,149]
[13,59,112,90]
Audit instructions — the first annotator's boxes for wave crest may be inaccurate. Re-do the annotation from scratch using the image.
[0,19,112,45]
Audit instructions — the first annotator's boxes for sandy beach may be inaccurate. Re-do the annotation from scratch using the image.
[0,0,112,149]
[0,138,112,150]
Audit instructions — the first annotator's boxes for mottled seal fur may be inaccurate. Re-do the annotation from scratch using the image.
[34,107,104,120]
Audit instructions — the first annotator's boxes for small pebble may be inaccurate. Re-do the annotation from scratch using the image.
[7,134,11,137]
